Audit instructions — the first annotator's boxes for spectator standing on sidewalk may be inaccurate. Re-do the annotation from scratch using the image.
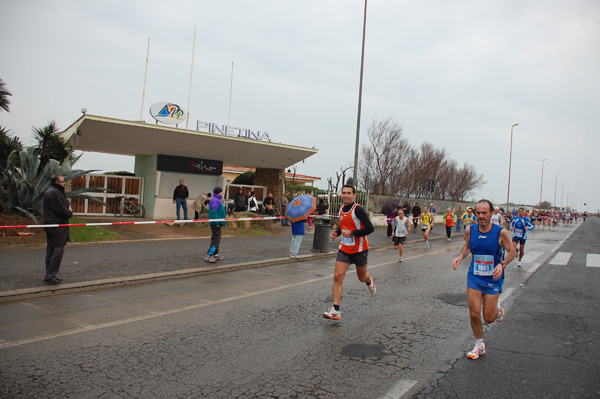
[411,202,421,233]
[316,198,328,215]
[289,217,306,258]
[247,191,258,212]
[192,192,207,220]
[173,179,189,220]
[205,187,226,263]
[233,188,247,212]
[281,191,290,226]
[455,206,464,233]
[43,175,73,284]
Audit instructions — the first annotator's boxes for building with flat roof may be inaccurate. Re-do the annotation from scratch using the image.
[60,114,318,219]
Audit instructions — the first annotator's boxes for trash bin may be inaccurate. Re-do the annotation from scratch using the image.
[312,216,331,253]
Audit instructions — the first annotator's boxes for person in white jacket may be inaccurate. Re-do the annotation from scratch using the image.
[248,191,258,212]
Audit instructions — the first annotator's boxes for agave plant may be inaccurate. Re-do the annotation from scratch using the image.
[0,146,108,222]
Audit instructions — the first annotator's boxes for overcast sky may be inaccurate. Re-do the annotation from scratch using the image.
[1,0,599,211]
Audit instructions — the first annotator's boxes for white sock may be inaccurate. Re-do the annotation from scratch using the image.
[476,338,484,346]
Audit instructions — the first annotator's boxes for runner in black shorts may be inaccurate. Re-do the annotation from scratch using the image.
[392,208,411,262]
[323,185,376,321]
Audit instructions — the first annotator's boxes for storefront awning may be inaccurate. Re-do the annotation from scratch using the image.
[60,115,318,169]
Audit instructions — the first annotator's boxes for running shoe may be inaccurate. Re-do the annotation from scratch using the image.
[447,237,451,242]
[425,242,430,250]
[467,342,486,359]
[518,261,522,267]
[205,255,217,263]
[367,277,377,295]
[496,299,505,322]
[323,307,341,320]
[398,257,403,263]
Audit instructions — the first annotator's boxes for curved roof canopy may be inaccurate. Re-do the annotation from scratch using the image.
[60,115,318,169]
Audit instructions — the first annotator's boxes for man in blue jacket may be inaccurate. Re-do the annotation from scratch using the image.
[205,186,227,263]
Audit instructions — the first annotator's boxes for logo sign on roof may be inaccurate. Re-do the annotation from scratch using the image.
[150,102,186,125]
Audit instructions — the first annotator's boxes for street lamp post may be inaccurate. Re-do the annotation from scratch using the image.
[539,158,547,206]
[352,0,368,186]
[561,182,565,210]
[553,174,559,210]
[506,123,519,210]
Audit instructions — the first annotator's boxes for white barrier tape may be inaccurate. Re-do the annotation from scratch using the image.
[0,214,399,230]
[0,216,283,229]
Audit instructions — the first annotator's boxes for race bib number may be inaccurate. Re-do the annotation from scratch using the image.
[395,223,406,237]
[513,229,524,239]
[422,223,429,229]
[473,254,495,276]
[341,236,355,246]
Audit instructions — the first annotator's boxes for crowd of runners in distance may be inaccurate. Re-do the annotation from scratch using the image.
[495,208,588,230]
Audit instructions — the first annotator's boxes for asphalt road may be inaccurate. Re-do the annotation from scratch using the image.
[0,220,598,398]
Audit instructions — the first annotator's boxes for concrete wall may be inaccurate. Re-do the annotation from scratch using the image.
[134,154,226,219]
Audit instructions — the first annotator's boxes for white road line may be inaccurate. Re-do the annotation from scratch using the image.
[380,379,418,399]
[549,252,572,265]
[0,246,463,351]
[586,254,600,268]
[521,250,544,264]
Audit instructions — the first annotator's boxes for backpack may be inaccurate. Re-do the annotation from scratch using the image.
[250,197,256,208]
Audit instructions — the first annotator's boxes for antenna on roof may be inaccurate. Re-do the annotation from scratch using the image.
[186,26,197,130]
[140,38,150,122]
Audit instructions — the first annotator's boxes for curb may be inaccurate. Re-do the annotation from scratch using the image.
[0,235,450,303]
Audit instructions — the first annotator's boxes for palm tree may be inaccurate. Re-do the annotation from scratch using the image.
[32,121,72,172]
[0,126,23,166]
[0,79,11,113]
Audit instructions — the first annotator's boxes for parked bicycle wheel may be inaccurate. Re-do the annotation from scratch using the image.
[133,203,146,218]
[113,203,124,217]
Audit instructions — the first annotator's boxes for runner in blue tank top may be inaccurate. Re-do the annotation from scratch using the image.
[452,199,516,360]
[510,207,535,267]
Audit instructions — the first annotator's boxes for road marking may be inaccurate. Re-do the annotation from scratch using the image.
[521,250,543,264]
[380,379,418,399]
[586,254,600,268]
[549,252,572,265]
[0,245,464,351]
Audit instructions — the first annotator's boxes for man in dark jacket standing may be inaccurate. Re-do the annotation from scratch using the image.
[43,175,73,284]
[173,179,189,220]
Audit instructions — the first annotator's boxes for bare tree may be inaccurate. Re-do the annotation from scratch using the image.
[359,118,410,195]
[330,117,486,199]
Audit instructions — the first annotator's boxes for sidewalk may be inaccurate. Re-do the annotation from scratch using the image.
[0,223,450,302]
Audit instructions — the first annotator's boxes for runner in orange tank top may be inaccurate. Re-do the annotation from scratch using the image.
[323,185,376,321]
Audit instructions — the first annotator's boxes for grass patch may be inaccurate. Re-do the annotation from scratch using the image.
[69,216,121,242]
[226,223,274,236]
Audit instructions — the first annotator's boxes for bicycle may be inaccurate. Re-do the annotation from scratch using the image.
[113,195,145,218]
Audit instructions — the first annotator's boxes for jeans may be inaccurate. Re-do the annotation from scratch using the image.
[45,245,65,280]
[456,219,463,232]
[176,198,188,220]
[290,234,303,255]
[282,208,289,226]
